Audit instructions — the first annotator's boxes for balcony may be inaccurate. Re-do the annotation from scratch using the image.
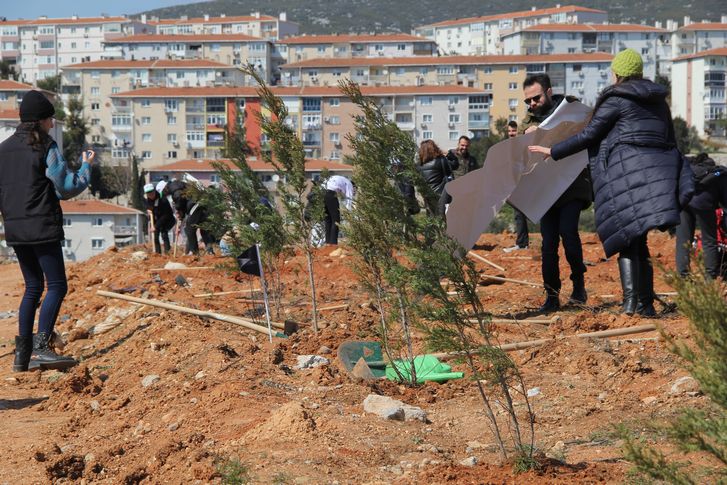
[396,121,415,130]
[302,139,321,147]
[303,122,322,131]
[111,124,132,132]
[113,225,138,236]
[468,120,490,130]
[186,123,205,131]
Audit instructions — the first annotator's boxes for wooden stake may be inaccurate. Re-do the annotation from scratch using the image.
[194,289,261,297]
[150,266,215,271]
[467,251,505,273]
[480,274,540,287]
[470,315,560,326]
[318,304,349,312]
[97,290,287,335]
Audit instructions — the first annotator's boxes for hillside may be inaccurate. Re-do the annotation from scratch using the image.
[139,0,725,35]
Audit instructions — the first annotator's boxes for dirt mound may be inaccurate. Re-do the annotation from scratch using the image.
[244,401,317,443]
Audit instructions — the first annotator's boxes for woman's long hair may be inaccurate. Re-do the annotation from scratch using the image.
[17,121,51,152]
[418,139,444,165]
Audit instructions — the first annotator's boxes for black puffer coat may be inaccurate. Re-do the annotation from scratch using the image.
[417,156,451,214]
[551,79,694,257]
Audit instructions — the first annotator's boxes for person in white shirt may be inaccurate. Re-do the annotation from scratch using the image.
[323,175,354,245]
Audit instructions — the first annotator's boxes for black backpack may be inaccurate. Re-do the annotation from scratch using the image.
[690,153,724,188]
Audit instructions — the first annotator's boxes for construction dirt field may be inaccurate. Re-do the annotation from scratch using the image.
[0,231,716,484]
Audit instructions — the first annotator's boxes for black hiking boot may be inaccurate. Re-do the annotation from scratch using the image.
[28,332,77,371]
[12,335,33,372]
[538,295,560,313]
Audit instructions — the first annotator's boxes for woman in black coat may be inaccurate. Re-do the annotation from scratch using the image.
[416,139,453,216]
[529,49,693,316]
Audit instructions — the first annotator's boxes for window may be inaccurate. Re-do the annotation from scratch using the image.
[571,81,584,89]
[397,44,406,51]
[449,114,461,123]
[329,132,340,142]
[61,239,72,248]
[328,115,340,125]
[568,47,576,54]
[62,218,72,227]
[449,131,459,141]
[92,217,103,227]
[91,135,100,143]
[142,134,152,142]
[448,96,459,105]
[167,151,177,159]
[484,83,493,90]
[422,114,433,122]
[91,238,105,250]
[210,174,221,183]
[483,66,493,74]
[508,98,518,109]
[328,98,340,107]
[141,117,151,125]
[422,130,433,139]
[91,103,100,111]
[642,47,649,55]
[91,70,100,79]
[167,134,177,143]
[508,82,517,90]
[111,87,119,94]
[164,99,178,112]
[420,96,433,105]
[508,66,518,74]
[317,46,325,53]
[167,115,177,125]
[91,118,100,126]
[141,151,152,159]
[436,66,454,75]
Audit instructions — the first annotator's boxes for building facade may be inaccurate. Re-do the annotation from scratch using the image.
[143,12,298,41]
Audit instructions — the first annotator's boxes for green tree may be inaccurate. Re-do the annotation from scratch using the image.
[36,74,61,93]
[673,117,704,155]
[130,155,145,212]
[242,65,323,331]
[619,271,727,483]
[62,96,88,164]
[0,61,16,80]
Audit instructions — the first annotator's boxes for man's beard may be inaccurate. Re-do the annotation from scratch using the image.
[530,99,552,117]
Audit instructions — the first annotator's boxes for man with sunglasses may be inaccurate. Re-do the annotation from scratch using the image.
[520,73,592,313]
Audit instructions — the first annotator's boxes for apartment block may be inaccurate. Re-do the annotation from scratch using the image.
[276,34,437,63]
[61,59,245,158]
[143,12,298,41]
[413,5,607,55]
[672,18,727,57]
[671,48,727,137]
[0,85,62,144]
[501,24,666,79]
[279,53,612,127]
[0,16,148,83]
[103,34,272,82]
[59,200,144,261]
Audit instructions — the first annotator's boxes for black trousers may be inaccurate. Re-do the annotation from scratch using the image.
[153,228,172,254]
[514,208,529,248]
[324,189,340,245]
[185,207,212,254]
[675,207,720,278]
[540,200,586,296]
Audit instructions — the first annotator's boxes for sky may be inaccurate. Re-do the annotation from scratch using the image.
[1,0,206,20]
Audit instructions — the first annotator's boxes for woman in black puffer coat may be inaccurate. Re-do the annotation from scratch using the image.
[416,139,453,216]
[529,49,694,316]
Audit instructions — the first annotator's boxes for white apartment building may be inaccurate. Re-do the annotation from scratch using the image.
[502,24,666,80]
[0,86,62,144]
[276,34,437,63]
[413,5,608,55]
[60,59,244,158]
[672,18,727,57]
[0,16,148,83]
[671,48,727,137]
[142,12,298,41]
[59,200,144,262]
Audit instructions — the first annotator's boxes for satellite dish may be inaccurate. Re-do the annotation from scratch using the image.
[271,174,280,182]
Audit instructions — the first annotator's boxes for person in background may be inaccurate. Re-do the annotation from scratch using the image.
[323,175,354,245]
[417,139,453,216]
[521,74,592,312]
[529,49,694,316]
[447,135,478,178]
[675,153,727,279]
[164,179,215,255]
[503,120,530,253]
[144,183,175,254]
[0,90,94,372]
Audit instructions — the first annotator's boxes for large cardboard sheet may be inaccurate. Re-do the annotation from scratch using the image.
[445,101,591,250]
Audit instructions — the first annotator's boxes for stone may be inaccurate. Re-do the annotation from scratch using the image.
[164,262,187,270]
[642,396,658,405]
[459,457,478,467]
[351,358,376,381]
[90,400,100,412]
[549,441,566,456]
[194,371,206,380]
[0,310,18,319]
[670,376,700,395]
[597,392,608,402]
[168,422,179,432]
[362,394,427,422]
[141,375,160,388]
[295,355,330,370]
[526,387,541,397]
[317,346,332,355]
[175,275,189,287]
[130,251,148,262]
[84,453,95,463]
[92,307,136,335]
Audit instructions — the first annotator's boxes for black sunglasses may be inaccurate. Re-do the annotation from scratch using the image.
[524,93,544,105]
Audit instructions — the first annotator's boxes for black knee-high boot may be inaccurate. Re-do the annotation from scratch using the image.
[618,256,638,315]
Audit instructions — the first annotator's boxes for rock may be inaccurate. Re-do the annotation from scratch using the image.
[459,457,478,467]
[362,394,427,422]
[130,251,148,262]
[175,275,189,287]
[670,376,700,395]
[295,355,330,370]
[642,396,658,405]
[0,310,18,319]
[317,346,332,355]
[351,358,376,381]
[92,307,136,335]
[164,262,187,270]
[141,375,160,388]
[526,387,541,397]
[168,422,179,432]
[597,392,608,402]
[89,400,100,412]
[194,371,206,380]
[4,377,18,385]
[549,441,566,457]
[84,453,95,463]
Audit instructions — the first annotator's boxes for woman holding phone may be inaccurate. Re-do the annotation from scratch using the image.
[0,90,94,371]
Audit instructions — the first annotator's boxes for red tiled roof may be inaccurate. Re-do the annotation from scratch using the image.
[63,59,231,69]
[112,85,487,98]
[147,158,354,173]
[420,5,606,29]
[0,80,34,91]
[280,34,434,44]
[0,109,19,120]
[680,23,727,31]
[673,47,727,62]
[61,200,142,214]
[281,52,613,68]
[520,23,666,33]
[147,15,278,26]
[0,16,128,26]
[105,33,264,43]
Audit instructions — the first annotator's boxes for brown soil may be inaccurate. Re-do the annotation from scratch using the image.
[0,232,709,484]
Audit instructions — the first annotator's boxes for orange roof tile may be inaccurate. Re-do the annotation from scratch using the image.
[105,33,264,43]
[280,34,434,45]
[680,23,727,31]
[0,80,35,91]
[2,16,128,26]
[147,158,354,173]
[0,109,19,120]
[63,59,231,69]
[420,5,606,29]
[112,86,261,98]
[281,52,613,69]
[61,200,142,214]
[147,15,278,26]
[520,23,666,33]
[673,47,727,62]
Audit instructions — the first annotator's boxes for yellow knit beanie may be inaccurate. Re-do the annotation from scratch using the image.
[611,49,643,78]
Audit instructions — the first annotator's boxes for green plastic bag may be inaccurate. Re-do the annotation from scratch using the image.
[386,354,464,383]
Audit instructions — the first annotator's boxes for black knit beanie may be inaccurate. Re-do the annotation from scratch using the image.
[19,90,55,122]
